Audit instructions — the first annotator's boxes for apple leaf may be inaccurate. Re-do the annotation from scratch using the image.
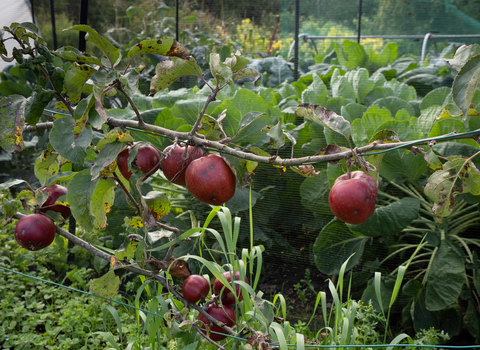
[24,86,56,126]
[0,178,27,190]
[210,52,233,86]
[34,147,59,186]
[225,51,250,71]
[49,117,92,164]
[347,197,420,237]
[0,95,25,153]
[368,129,400,144]
[115,240,139,261]
[125,216,144,229]
[54,46,103,66]
[143,191,171,221]
[91,178,115,230]
[445,44,480,72]
[195,114,225,141]
[90,141,124,181]
[96,130,134,150]
[295,103,351,140]
[290,165,321,177]
[64,62,97,104]
[89,270,120,301]
[150,56,202,94]
[425,241,466,311]
[313,220,368,275]
[233,68,262,86]
[46,172,76,187]
[263,121,285,149]
[127,37,181,60]
[67,170,99,231]
[66,25,121,68]
[424,156,480,221]
[424,150,443,170]
[452,55,480,119]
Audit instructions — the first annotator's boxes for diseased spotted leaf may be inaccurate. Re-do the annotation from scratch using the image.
[295,103,351,139]
[0,95,25,153]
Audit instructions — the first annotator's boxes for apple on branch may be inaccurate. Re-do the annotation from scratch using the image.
[328,170,378,225]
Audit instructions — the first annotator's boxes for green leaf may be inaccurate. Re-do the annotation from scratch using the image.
[210,52,233,85]
[67,169,99,231]
[445,44,480,72]
[420,87,451,110]
[424,156,480,220]
[34,148,59,186]
[66,25,121,68]
[0,178,26,189]
[64,62,97,104]
[264,121,285,149]
[0,95,25,153]
[50,118,92,164]
[170,95,221,126]
[425,241,466,311]
[380,149,429,184]
[127,37,177,60]
[331,75,356,100]
[143,191,170,220]
[299,172,332,215]
[373,96,416,117]
[54,46,102,65]
[414,106,444,137]
[89,270,120,300]
[295,104,351,139]
[24,86,56,126]
[313,220,368,275]
[91,142,124,181]
[350,105,393,147]
[347,197,420,237]
[233,67,262,86]
[212,89,269,138]
[452,55,480,119]
[301,74,328,104]
[91,178,116,230]
[350,68,375,104]
[115,240,140,261]
[335,40,367,70]
[150,56,203,94]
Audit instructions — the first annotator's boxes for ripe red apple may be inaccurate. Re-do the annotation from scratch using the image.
[117,145,161,180]
[328,171,378,225]
[213,271,248,305]
[182,274,210,304]
[197,304,236,341]
[39,184,71,219]
[161,144,203,186]
[185,154,236,205]
[14,214,56,251]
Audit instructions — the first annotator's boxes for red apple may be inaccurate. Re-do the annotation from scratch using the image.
[39,184,71,219]
[182,274,210,304]
[161,144,203,186]
[14,214,56,251]
[117,145,161,180]
[185,154,236,205]
[197,304,236,341]
[328,171,378,225]
[213,271,248,305]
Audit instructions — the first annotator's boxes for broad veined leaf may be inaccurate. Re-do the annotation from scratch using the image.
[380,149,429,184]
[210,52,233,85]
[420,87,451,110]
[445,44,480,72]
[313,220,368,275]
[24,86,56,126]
[347,197,420,237]
[64,62,97,104]
[225,51,250,71]
[372,96,416,117]
[66,25,121,68]
[34,147,59,186]
[425,156,480,220]
[150,56,202,94]
[295,103,351,139]
[89,270,120,300]
[54,46,102,65]
[90,141,124,181]
[90,178,116,230]
[143,191,171,220]
[233,67,262,86]
[49,117,92,164]
[414,106,443,137]
[425,241,466,311]
[299,172,331,215]
[301,74,328,104]
[67,169,99,231]
[350,106,393,146]
[262,121,285,149]
[350,68,375,104]
[170,95,221,126]
[331,75,356,100]
[335,40,367,70]
[452,54,480,119]
[0,95,25,153]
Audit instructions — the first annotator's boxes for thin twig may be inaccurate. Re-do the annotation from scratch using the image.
[114,79,145,125]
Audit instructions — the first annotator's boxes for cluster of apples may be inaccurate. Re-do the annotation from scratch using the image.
[181,271,248,341]
[117,143,236,206]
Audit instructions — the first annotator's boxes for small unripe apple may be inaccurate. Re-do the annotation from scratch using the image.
[213,271,248,305]
[117,145,161,180]
[39,184,71,219]
[161,144,203,186]
[328,171,378,225]
[185,154,236,205]
[14,214,56,251]
[197,304,236,341]
[182,274,210,304]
